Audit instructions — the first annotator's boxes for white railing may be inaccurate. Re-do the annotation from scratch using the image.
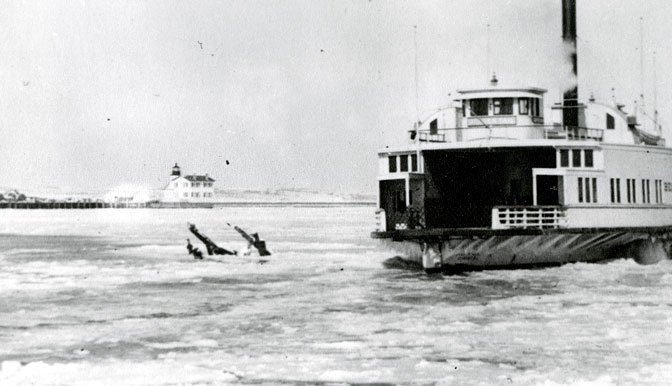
[417,125,604,143]
[375,208,387,232]
[492,206,567,229]
[419,132,446,142]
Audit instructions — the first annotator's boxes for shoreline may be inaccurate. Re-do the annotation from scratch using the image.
[0,201,376,209]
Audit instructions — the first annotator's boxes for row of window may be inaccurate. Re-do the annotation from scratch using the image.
[174,182,214,188]
[577,177,598,203]
[577,177,666,205]
[463,97,541,117]
[560,149,593,168]
[609,178,663,204]
[389,154,418,173]
[183,192,214,198]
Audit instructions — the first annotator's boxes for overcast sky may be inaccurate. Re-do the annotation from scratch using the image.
[1,0,671,194]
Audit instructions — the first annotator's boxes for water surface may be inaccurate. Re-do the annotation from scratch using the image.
[1,208,671,385]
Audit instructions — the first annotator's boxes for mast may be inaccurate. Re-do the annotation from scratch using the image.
[653,50,658,129]
[562,0,578,128]
[639,17,645,106]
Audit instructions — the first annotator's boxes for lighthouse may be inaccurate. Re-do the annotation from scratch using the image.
[171,163,181,178]
[162,163,216,205]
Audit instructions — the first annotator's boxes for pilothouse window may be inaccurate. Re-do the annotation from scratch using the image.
[469,99,488,116]
[560,150,569,167]
[606,114,615,130]
[400,155,409,172]
[584,150,593,167]
[493,98,513,115]
[572,150,581,167]
[519,98,529,115]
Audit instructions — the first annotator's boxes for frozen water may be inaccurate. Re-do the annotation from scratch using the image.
[1,207,671,385]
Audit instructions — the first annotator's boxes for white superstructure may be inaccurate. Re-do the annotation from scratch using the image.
[372,82,672,272]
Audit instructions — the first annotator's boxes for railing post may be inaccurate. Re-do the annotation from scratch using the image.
[492,207,503,229]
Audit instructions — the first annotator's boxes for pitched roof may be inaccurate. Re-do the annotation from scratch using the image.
[183,175,215,182]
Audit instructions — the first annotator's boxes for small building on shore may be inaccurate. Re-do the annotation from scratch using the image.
[162,163,216,203]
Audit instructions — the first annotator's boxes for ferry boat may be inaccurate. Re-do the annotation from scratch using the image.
[371,1,672,273]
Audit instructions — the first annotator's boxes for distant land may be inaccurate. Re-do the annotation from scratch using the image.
[0,186,375,205]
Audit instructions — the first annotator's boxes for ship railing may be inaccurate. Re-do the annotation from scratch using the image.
[492,206,567,230]
[375,205,426,231]
[418,132,446,142]
[416,125,603,143]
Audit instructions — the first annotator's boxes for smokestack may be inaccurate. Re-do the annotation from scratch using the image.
[562,0,578,127]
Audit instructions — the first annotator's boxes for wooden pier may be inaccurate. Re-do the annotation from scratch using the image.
[0,201,148,209]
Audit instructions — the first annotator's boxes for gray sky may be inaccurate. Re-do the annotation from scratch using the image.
[1,0,671,194]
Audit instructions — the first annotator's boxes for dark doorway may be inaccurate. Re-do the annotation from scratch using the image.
[422,147,556,228]
[379,180,406,230]
[536,175,562,205]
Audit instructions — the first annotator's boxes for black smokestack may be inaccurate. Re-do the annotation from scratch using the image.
[562,0,578,127]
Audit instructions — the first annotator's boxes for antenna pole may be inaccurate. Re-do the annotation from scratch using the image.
[414,25,420,126]
[639,16,645,106]
[653,50,658,127]
[413,25,422,172]
[486,23,491,80]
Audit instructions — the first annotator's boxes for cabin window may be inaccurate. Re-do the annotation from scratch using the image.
[462,100,466,117]
[578,178,583,203]
[493,98,513,115]
[584,150,593,167]
[581,177,596,203]
[592,178,597,203]
[646,179,651,203]
[560,150,569,167]
[470,98,489,116]
[429,119,438,135]
[606,114,615,130]
[610,178,621,203]
[641,179,651,203]
[616,179,621,203]
[627,178,632,203]
[530,98,541,117]
[584,178,591,203]
[388,155,397,173]
[184,193,188,197]
[519,98,529,115]
[571,149,581,167]
[400,155,409,172]
[610,179,614,202]
[411,154,418,172]
[626,178,637,203]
